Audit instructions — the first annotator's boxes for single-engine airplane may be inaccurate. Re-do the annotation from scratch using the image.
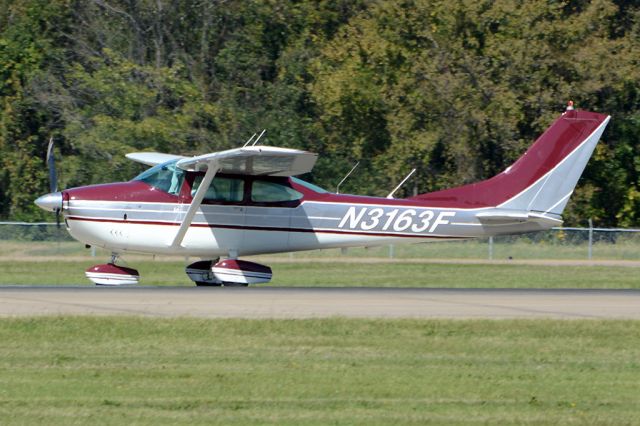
[35,105,610,285]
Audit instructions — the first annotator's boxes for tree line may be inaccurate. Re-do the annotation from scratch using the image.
[1,0,638,226]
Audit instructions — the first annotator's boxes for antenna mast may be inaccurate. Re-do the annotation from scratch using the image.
[242,133,257,147]
[252,129,266,146]
[336,161,360,194]
[386,168,416,199]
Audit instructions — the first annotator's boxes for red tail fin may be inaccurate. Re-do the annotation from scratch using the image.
[409,109,610,211]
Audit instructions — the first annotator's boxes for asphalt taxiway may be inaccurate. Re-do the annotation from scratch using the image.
[0,287,638,319]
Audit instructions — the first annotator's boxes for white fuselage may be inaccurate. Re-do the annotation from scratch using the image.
[64,197,550,258]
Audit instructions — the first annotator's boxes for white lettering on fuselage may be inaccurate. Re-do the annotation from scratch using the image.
[337,207,455,233]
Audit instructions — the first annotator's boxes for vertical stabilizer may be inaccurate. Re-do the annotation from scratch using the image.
[409,109,611,214]
[500,114,610,214]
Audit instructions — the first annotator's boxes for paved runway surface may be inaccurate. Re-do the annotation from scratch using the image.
[0,287,639,319]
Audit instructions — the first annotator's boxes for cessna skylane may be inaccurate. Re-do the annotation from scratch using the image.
[35,105,610,285]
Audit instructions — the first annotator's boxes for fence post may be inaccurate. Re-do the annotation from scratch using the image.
[588,218,593,260]
[488,236,494,260]
[389,244,395,259]
[56,224,61,254]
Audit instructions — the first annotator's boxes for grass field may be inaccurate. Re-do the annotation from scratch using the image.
[0,259,639,288]
[0,237,639,288]
[2,235,640,261]
[2,238,639,424]
[0,317,638,425]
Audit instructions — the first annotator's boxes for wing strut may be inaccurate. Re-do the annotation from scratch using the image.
[170,162,219,248]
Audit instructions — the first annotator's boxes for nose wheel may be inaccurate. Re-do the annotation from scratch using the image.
[85,253,140,286]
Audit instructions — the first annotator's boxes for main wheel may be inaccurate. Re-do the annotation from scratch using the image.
[222,282,249,287]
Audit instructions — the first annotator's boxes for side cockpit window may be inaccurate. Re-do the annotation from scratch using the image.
[133,160,185,196]
[251,180,303,203]
[192,176,245,203]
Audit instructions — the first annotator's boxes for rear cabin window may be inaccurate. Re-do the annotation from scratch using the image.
[192,176,245,203]
[251,180,303,203]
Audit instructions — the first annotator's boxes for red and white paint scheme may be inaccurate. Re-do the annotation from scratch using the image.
[35,105,611,286]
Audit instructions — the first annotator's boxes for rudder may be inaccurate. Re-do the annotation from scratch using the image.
[409,109,611,214]
[499,113,610,215]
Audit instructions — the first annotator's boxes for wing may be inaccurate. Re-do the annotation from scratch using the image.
[126,152,187,167]
[176,146,318,176]
[169,145,318,249]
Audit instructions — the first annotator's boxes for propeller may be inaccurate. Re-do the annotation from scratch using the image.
[46,137,61,228]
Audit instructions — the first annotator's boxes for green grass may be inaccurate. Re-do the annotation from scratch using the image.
[288,237,640,261]
[2,234,640,261]
[0,259,638,288]
[0,317,639,424]
[269,262,640,288]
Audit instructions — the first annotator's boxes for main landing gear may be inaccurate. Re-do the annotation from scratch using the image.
[185,259,273,287]
[84,254,273,287]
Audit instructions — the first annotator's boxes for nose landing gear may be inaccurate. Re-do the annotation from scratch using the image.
[85,254,140,286]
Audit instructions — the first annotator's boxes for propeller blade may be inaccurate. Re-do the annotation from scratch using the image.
[46,137,58,193]
[46,137,61,228]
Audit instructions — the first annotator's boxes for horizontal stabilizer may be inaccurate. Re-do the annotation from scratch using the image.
[476,210,562,227]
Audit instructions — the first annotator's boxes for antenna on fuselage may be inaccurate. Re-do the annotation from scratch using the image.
[242,133,257,147]
[386,168,417,199]
[252,129,266,146]
[336,161,360,194]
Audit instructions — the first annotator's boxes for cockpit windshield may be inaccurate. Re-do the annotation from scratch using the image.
[133,159,185,195]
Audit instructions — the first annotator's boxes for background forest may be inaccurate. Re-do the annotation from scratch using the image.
[0,0,638,226]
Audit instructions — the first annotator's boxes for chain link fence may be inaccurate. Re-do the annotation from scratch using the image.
[0,222,639,261]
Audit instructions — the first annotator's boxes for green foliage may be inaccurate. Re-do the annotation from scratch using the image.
[0,0,71,220]
[60,51,220,186]
[0,0,639,225]
[310,0,640,204]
